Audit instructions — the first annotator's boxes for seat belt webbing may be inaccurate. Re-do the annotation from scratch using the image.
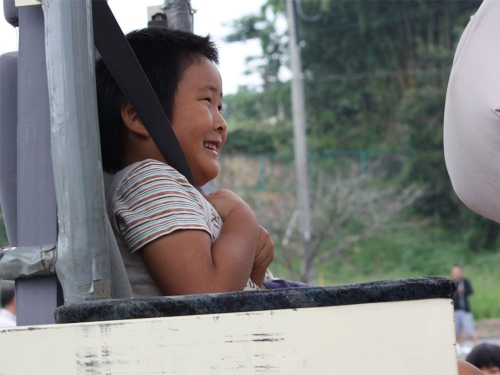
[91,0,195,186]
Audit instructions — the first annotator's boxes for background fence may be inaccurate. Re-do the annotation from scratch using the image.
[215,149,422,193]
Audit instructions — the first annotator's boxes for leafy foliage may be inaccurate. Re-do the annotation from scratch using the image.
[223,85,292,154]
[223,127,293,155]
[224,0,498,252]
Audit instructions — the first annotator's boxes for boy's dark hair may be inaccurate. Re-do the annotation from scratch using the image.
[466,343,500,369]
[96,28,219,174]
[1,284,15,307]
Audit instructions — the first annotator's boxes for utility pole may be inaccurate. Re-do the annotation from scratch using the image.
[161,0,194,32]
[286,0,314,283]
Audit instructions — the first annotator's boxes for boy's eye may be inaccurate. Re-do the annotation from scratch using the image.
[204,98,211,103]
[218,106,223,113]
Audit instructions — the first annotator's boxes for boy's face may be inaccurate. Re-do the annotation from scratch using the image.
[171,57,227,187]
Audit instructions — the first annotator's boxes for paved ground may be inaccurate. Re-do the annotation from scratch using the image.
[476,319,500,339]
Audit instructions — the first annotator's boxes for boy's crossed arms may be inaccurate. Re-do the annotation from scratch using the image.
[141,189,274,295]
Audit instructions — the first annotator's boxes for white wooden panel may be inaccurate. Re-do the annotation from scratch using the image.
[0,299,457,374]
[15,0,40,7]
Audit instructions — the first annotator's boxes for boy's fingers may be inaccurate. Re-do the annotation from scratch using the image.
[254,226,274,269]
[253,249,274,269]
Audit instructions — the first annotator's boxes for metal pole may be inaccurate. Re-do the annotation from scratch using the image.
[42,0,112,303]
[161,0,194,32]
[286,0,314,282]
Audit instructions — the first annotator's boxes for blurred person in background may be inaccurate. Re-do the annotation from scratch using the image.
[0,283,16,327]
[452,264,479,350]
[466,343,500,375]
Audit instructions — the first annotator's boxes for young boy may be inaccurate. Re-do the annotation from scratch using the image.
[96,28,274,297]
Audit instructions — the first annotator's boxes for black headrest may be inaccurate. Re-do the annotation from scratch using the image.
[3,0,19,27]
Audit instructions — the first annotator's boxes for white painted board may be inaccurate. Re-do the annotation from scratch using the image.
[0,299,458,374]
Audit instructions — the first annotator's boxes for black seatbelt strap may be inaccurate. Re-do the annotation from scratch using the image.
[91,0,195,186]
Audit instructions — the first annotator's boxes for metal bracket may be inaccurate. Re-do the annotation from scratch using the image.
[0,243,57,279]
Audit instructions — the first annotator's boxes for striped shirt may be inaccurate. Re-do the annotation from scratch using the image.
[113,160,214,254]
[106,159,259,296]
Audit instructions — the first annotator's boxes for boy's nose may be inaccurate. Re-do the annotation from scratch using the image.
[214,115,227,134]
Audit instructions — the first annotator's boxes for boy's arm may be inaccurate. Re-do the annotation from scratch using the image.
[141,189,259,295]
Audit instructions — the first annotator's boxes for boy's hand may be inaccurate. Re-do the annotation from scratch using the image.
[205,189,274,287]
[204,189,250,221]
[250,225,275,287]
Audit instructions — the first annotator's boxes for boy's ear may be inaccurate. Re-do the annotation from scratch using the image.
[121,103,150,137]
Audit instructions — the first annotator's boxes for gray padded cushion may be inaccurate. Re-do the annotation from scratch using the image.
[17,5,57,247]
[3,0,18,27]
[0,52,18,245]
[105,218,133,298]
[15,5,60,326]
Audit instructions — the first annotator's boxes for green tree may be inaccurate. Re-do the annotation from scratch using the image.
[223,0,292,154]
[225,0,496,251]
[222,83,294,155]
[225,0,481,150]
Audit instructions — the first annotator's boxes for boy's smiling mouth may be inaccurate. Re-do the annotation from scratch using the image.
[204,141,220,154]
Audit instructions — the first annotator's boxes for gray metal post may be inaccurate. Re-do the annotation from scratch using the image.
[286,0,314,283]
[161,0,193,32]
[42,0,112,303]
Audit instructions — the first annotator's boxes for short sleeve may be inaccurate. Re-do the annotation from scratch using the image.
[113,160,211,253]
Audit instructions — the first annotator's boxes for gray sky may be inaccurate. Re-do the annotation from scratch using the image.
[0,0,265,93]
